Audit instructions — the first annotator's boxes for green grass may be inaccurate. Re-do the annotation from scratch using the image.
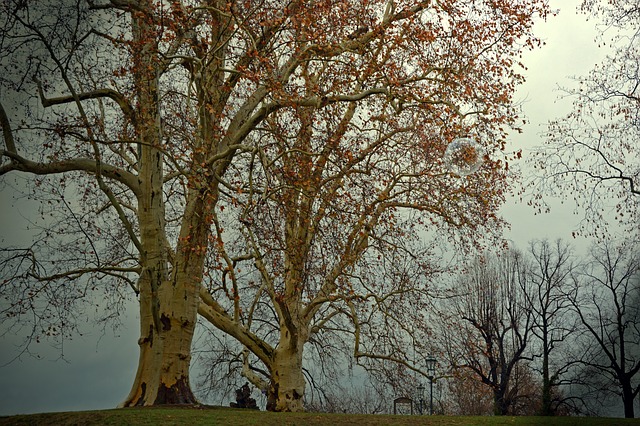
[0,406,637,426]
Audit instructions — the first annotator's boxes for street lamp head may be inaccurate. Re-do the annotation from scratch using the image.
[425,357,437,377]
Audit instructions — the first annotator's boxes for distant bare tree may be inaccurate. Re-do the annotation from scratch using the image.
[442,248,534,415]
[525,239,578,415]
[568,239,640,418]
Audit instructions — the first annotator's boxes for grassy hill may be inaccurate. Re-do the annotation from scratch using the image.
[1,406,637,426]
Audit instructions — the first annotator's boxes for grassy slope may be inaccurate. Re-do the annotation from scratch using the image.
[1,407,638,426]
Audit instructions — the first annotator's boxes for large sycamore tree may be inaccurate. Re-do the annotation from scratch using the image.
[196,0,550,411]
[1,0,548,411]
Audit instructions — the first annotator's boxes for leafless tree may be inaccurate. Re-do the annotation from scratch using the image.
[525,239,579,415]
[568,238,640,418]
[442,247,534,415]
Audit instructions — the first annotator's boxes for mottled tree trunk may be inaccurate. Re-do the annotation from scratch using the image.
[121,276,197,406]
[267,344,305,412]
[120,133,199,405]
[121,194,209,406]
[120,3,202,404]
[122,184,211,406]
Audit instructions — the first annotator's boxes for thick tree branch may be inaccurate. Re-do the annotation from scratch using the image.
[0,150,140,195]
[34,78,136,125]
[198,286,275,368]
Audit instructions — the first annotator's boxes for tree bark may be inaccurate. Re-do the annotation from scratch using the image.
[121,276,197,406]
[493,387,509,416]
[539,311,553,416]
[621,380,635,418]
[541,338,553,416]
[120,130,199,406]
[121,164,200,404]
[121,185,212,406]
[120,1,200,405]
[266,333,306,412]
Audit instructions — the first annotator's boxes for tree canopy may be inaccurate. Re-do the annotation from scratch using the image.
[1,0,549,411]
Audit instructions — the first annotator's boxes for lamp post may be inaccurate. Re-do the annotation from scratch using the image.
[417,384,425,415]
[425,357,437,415]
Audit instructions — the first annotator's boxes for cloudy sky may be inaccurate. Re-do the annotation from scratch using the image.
[0,0,611,416]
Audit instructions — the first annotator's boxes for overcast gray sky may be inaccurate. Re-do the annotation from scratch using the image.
[0,0,610,416]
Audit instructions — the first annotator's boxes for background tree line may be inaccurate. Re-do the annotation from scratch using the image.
[441,238,639,418]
